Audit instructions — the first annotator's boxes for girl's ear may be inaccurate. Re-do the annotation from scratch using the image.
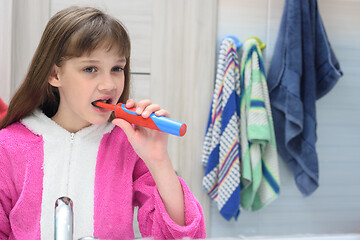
[48,65,61,87]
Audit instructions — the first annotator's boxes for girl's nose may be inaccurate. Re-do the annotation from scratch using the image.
[98,73,117,91]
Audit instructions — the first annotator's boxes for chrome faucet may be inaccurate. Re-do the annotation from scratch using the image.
[54,197,99,240]
[55,197,73,240]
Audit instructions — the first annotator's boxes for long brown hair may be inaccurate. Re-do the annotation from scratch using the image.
[0,6,131,129]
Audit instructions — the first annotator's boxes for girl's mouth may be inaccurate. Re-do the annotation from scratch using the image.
[91,98,112,108]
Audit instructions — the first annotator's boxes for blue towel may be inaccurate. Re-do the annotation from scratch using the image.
[202,37,241,220]
[267,0,343,196]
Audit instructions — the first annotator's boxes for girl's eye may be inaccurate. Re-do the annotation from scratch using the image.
[83,67,97,73]
[112,66,124,72]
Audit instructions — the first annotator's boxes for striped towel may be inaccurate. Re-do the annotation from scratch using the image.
[239,39,280,211]
[202,37,241,220]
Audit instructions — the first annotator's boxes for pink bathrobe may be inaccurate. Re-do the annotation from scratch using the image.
[0,110,206,240]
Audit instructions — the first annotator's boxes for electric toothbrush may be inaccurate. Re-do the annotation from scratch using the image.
[93,101,187,137]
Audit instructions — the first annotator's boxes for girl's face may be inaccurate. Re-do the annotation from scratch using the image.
[48,46,126,132]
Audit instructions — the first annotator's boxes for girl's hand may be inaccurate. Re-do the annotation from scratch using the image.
[112,99,170,165]
[113,99,186,226]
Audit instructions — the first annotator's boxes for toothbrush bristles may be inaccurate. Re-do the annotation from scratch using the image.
[93,101,115,111]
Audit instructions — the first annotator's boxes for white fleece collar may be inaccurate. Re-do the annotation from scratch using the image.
[21,109,115,140]
[20,109,115,239]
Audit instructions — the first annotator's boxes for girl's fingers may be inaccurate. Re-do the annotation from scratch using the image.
[155,109,170,118]
[142,104,161,118]
[134,99,152,115]
[127,99,169,118]
[125,99,136,108]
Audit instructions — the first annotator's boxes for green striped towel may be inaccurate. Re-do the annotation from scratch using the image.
[239,39,280,211]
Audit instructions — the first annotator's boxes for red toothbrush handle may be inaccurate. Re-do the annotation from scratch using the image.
[114,104,161,131]
[94,101,186,136]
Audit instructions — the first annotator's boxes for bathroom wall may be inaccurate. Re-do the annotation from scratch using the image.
[0,0,12,104]
[210,0,360,237]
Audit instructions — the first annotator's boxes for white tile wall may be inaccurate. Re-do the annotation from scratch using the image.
[210,0,360,237]
[0,0,13,103]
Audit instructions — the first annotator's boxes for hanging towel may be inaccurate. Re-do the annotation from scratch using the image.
[267,0,343,196]
[202,37,241,220]
[0,98,8,121]
[239,39,280,211]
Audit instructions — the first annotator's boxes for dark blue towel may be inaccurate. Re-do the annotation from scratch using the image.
[267,0,343,196]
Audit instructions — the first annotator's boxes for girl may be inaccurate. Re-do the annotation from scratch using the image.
[0,6,205,240]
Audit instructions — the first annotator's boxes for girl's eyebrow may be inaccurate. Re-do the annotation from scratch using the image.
[117,58,127,64]
[79,59,101,63]
[79,58,126,64]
